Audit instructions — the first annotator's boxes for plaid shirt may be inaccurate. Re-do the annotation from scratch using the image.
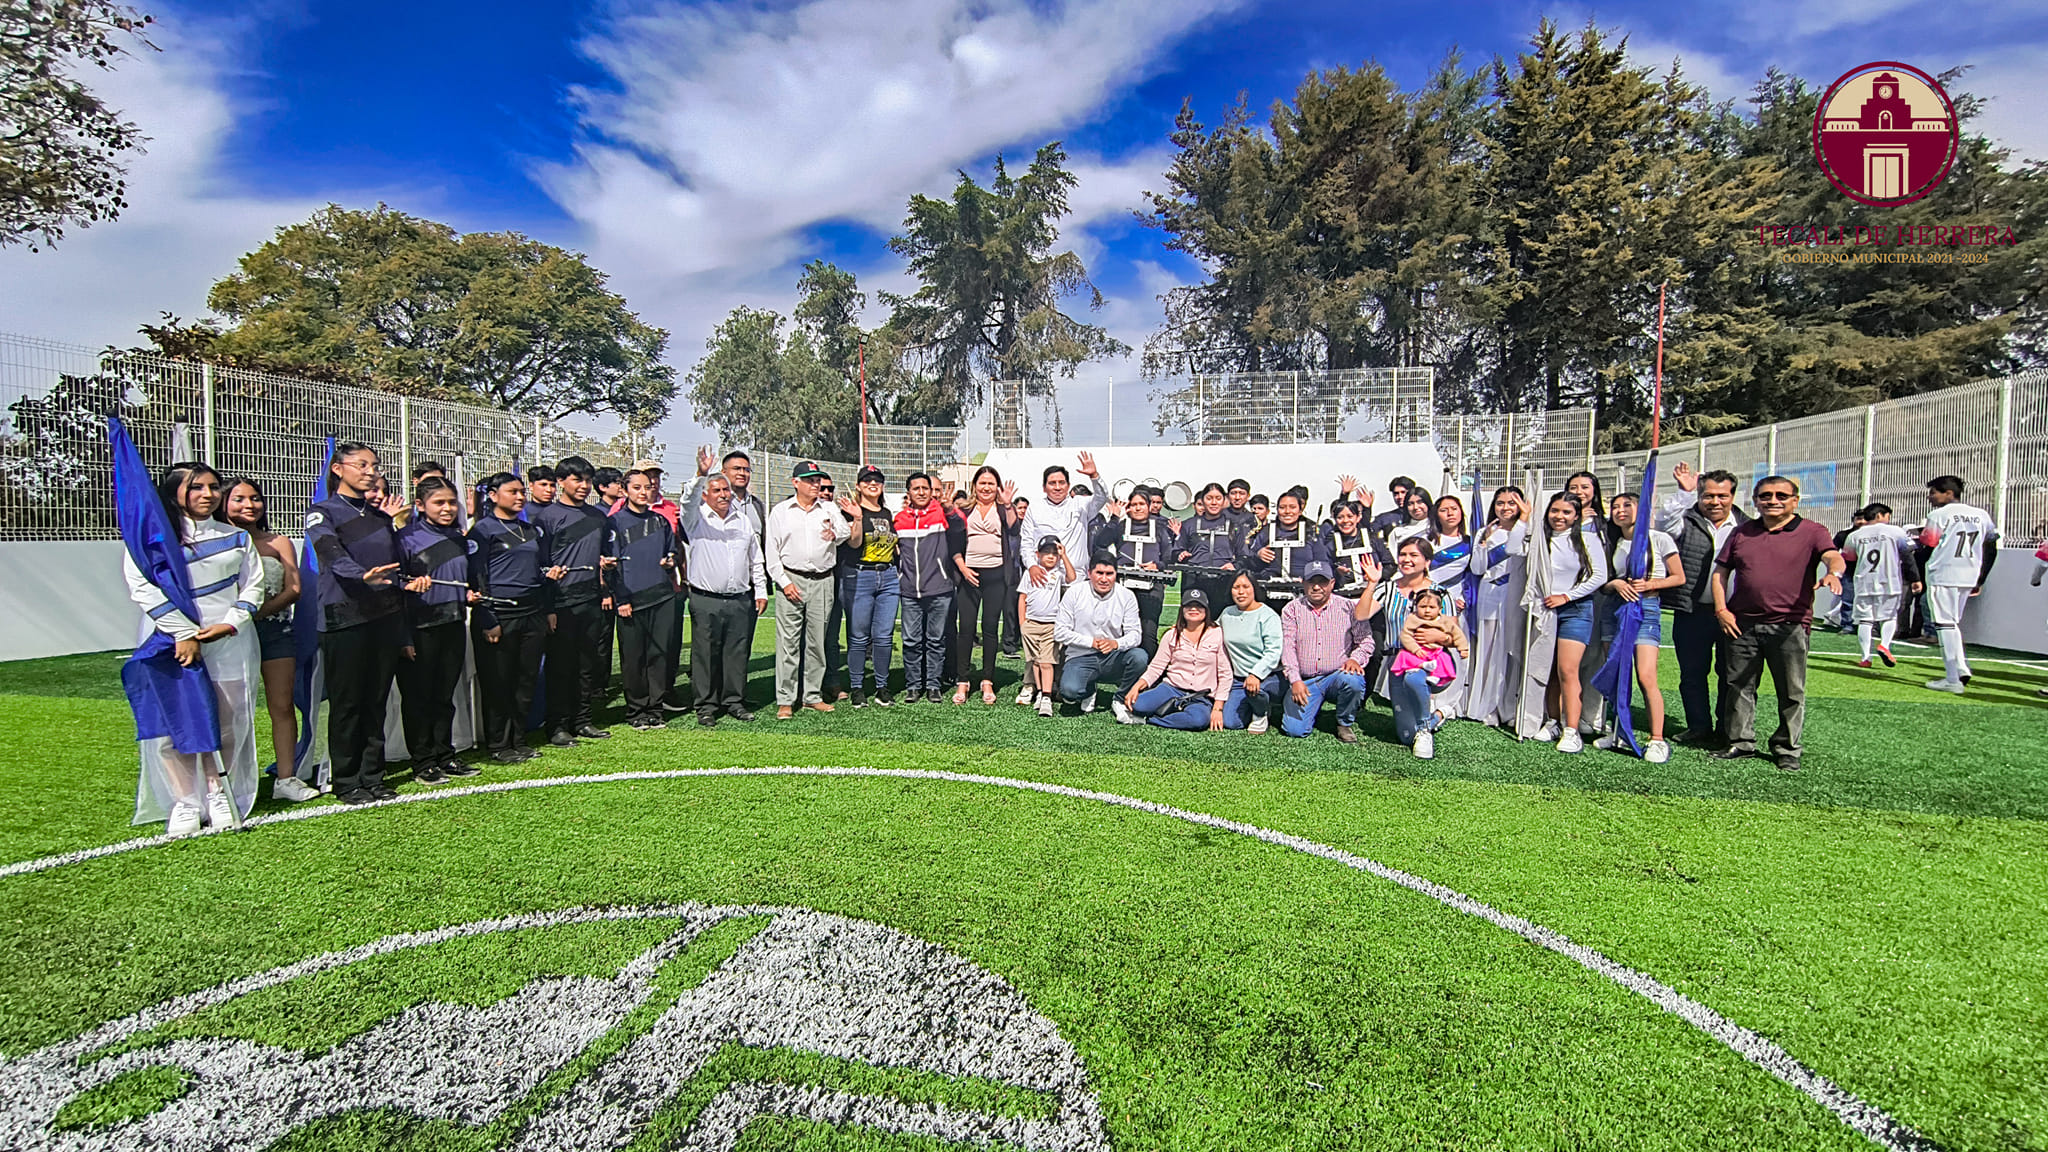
[1279,594,1374,684]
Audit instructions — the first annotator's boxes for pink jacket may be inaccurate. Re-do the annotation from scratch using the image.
[1141,624,1234,699]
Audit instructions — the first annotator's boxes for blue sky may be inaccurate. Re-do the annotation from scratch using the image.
[5,0,2044,453]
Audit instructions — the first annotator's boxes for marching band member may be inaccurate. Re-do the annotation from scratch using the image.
[611,467,684,729]
[1248,487,1329,586]
[396,476,480,784]
[1094,484,1170,656]
[531,457,614,747]
[1174,482,1243,611]
[469,472,564,761]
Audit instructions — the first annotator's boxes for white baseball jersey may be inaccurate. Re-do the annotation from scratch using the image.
[1844,523,1913,598]
[1920,502,1999,588]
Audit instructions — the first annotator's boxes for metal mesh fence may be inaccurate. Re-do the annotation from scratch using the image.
[0,334,542,540]
[1592,372,2046,545]
[859,423,964,481]
[746,451,863,509]
[1435,409,1597,495]
[1140,368,1438,446]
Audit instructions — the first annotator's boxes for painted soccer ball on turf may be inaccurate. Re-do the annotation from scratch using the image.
[0,904,1110,1151]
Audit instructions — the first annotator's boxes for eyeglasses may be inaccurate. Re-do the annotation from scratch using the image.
[1754,492,1796,504]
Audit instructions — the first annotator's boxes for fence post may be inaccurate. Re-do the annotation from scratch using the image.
[533,415,544,469]
[1292,372,1300,443]
[200,363,216,462]
[1583,410,1595,470]
[1388,371,1399,440]
[1503,413,1514,479]
[922,424,930,471]
[1766,424,1778,476]
[1995,376,2014,535]
[398,396,412,479]
[1859,405,1876,508]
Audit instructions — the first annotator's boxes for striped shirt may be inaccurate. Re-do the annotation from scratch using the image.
[1279,594,1374,684]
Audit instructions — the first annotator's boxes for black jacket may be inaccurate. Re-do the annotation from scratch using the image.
[1667,501,1750,614]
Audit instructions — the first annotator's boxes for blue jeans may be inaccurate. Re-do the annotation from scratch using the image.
[1279,670,1366,737]
[844,567,899,693]
[1058,647,1148,703]
[900,592,953,692]
[1133,681,1215,730]
[1389,668,1442,744]
[1222,674,1285,729]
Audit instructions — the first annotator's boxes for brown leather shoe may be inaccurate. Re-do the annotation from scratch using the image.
[807,701,835,713]
[775,706,794,720]
[1335,724,1358,744]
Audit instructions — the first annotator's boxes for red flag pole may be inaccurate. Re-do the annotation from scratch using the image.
[1652,281,1667,450]
[858,338,868,466]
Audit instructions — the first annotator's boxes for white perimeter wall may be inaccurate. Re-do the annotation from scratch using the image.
[1,526,2042,663]
[0,542,140,661]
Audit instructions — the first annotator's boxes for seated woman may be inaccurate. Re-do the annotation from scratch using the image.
[1219,571,1285,733]
[1388,588,1470,760]
[1119,588,1233,730]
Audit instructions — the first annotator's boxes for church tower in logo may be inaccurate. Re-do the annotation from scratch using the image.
[1813,62,1959,207]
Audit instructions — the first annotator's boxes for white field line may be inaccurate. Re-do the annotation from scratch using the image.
[0,765,1934,1152]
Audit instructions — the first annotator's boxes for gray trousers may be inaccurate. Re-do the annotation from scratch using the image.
[775,570,836,706]
[1721,621,1810,761]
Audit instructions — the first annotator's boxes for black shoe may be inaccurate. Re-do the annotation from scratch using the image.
[875,691,894,708]
[629,716,663,731]
[337,788,376,806]
[1711,747,1756,761]
[1003,647,1021,658]
[548,729,579,747]
[851,690,867,709]
[442,759,480,778]
[725,706,756,722]
[414,764,448,786]
[492,749,527,764]
[575,725,611,739]
[697,712,719,728]
[1773,757,1802,773]
[370,785,400,801]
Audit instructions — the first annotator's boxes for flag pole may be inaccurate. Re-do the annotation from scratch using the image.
[1652,281,1667,450]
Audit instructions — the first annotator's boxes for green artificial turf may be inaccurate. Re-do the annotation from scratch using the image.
[0,623,2043,1151]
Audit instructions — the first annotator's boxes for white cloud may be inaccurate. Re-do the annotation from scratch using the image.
[540,0,1242,449]
[0,18,331,350]
[1958,44,2048,163]
[1622,37,1751,105]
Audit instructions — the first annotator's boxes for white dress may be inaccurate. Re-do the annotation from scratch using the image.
[1465,521,1528,726]
[121,519,264,824]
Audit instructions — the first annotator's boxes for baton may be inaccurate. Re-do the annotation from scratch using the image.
[428,579,520,608]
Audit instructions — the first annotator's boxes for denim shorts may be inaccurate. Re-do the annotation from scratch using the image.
[1598,595,1663,645]
[255,615,295,663]
[1554,596,1595,645]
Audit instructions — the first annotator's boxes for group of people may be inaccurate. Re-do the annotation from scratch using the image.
[121,435,2019,835]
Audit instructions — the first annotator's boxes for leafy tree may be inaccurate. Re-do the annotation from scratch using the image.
[198,204,676,425]
[685,306,859,460]
[540,420,669,471]
[0,0,154,250]
[886,143,1128,444]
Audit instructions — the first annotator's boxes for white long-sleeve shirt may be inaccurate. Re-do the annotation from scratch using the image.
[123,519,264,641]
[765,496,850,588]
[683,498,767,598]
[1019,486,1109,573]
[1052,581,1141,658]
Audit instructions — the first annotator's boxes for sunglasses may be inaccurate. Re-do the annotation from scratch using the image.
[1755,492,1796,503]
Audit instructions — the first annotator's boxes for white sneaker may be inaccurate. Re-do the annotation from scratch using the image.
[1015,682,1035,705]
[1557,729,1583,754]
[274,776,319,803]
[1593,734,1617,751]
[1535,721,1560,743]
[1413,731,1434,759]
[1035,696,1054,718]
[1111,698,1138,725]
[1923,678,1966,695]
[206,791,234,828]
[1645,739,1671,764]
[165,800,201,838]
[1079,693,1096,714]
[1247,716,1269,735]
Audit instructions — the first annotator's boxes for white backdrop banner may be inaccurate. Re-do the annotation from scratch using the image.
[0,542,139,661]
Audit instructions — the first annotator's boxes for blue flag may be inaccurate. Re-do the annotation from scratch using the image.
[288,437,334,772]
[1590,452,1659,756]
[111,416,222,755]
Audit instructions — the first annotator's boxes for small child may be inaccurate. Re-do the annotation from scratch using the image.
[1018,536,1077,717]
[1392,588,1469,689]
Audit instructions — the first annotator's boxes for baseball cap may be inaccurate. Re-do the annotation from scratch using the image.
[1302,560,1335,582]
[1183,587,1210,610]
[857,465,885,483]
[1036,535,1061,553]
[791,460,828,479]
[632,458,663,472]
